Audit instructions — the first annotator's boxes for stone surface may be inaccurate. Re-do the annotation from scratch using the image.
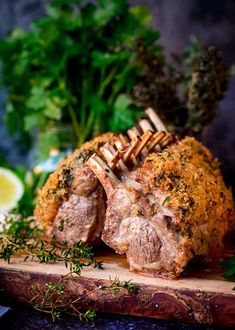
[2,304,225,330]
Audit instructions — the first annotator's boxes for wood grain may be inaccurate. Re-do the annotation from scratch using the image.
[0,251,235,327]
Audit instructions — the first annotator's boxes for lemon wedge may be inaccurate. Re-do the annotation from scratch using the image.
[0,167,24,212]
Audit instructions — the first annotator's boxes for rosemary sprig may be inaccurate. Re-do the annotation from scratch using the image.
[30,275,137,322]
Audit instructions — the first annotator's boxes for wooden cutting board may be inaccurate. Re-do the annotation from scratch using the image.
[0,248,235,327]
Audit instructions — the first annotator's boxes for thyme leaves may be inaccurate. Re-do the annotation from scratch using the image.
[0,214,102,273]
[30,275,137,322]
[0,214,137,323]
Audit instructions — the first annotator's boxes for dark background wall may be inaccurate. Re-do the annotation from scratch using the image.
[0,0,235,187]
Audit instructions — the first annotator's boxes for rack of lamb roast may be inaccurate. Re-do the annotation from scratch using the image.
[35,109,171,246]
[35,109,234,278]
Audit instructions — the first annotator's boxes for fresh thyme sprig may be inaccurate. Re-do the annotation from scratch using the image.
[1,213,42,239]
[0,214,43,262]
[30,275,137,322]
[99,276,136,295]
[0,214,103,274]
[0,214,137,323]
[31,273,95,323]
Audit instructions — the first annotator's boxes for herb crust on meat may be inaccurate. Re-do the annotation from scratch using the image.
[136,137,234,260]
[34,132,113,244]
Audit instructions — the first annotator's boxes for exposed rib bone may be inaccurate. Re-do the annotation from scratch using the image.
[145,108,167,132]
[112,135,129,154]
[100,143,116,166]
[134,130,153,157]
[115,134,138,166]
[160,134,175,148]
[139,119,154,133]
[109,136,130,171]
[123,136,140,162]
[87,154,119,194]
[118,133,129,144]
[138,119,161,154]
[101,143,127,171]
[127,127,150,157]
[89,110,174,184]
[127,127,140,140]
[148,131,166,151]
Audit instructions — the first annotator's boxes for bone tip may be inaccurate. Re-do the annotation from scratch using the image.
[87,153,99,166]
[145,107,154,115]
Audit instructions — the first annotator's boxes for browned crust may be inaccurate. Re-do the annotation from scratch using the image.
[136,137,234,265]
[34,133,113,228]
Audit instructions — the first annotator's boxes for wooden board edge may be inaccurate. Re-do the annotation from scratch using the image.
[0,268,235,327]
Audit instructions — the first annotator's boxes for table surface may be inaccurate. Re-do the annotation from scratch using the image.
[0,303,225,330]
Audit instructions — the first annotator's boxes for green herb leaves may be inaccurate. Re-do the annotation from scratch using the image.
[185,40,229,133]
[0,0,156,161]
[0,214,102,273]
[0,213,137,323]
[0,214,43,263]
[132,36,229,136]
[31,279,97,323]
[0,0,228,161]
[220,255,235,288]
[100,276,136,296]
[30,275,136,322]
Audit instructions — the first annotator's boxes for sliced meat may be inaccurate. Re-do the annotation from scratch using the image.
[88,137,234,278]
[34,132,113,245]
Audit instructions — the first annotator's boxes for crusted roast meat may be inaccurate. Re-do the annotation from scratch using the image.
[88,121,234,278]
[34,109,170,246]
[35,108,234,279]
[34,133,113,245]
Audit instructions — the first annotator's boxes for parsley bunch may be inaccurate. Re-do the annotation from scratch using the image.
[0,0,158,160]
[0,1,229,162]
